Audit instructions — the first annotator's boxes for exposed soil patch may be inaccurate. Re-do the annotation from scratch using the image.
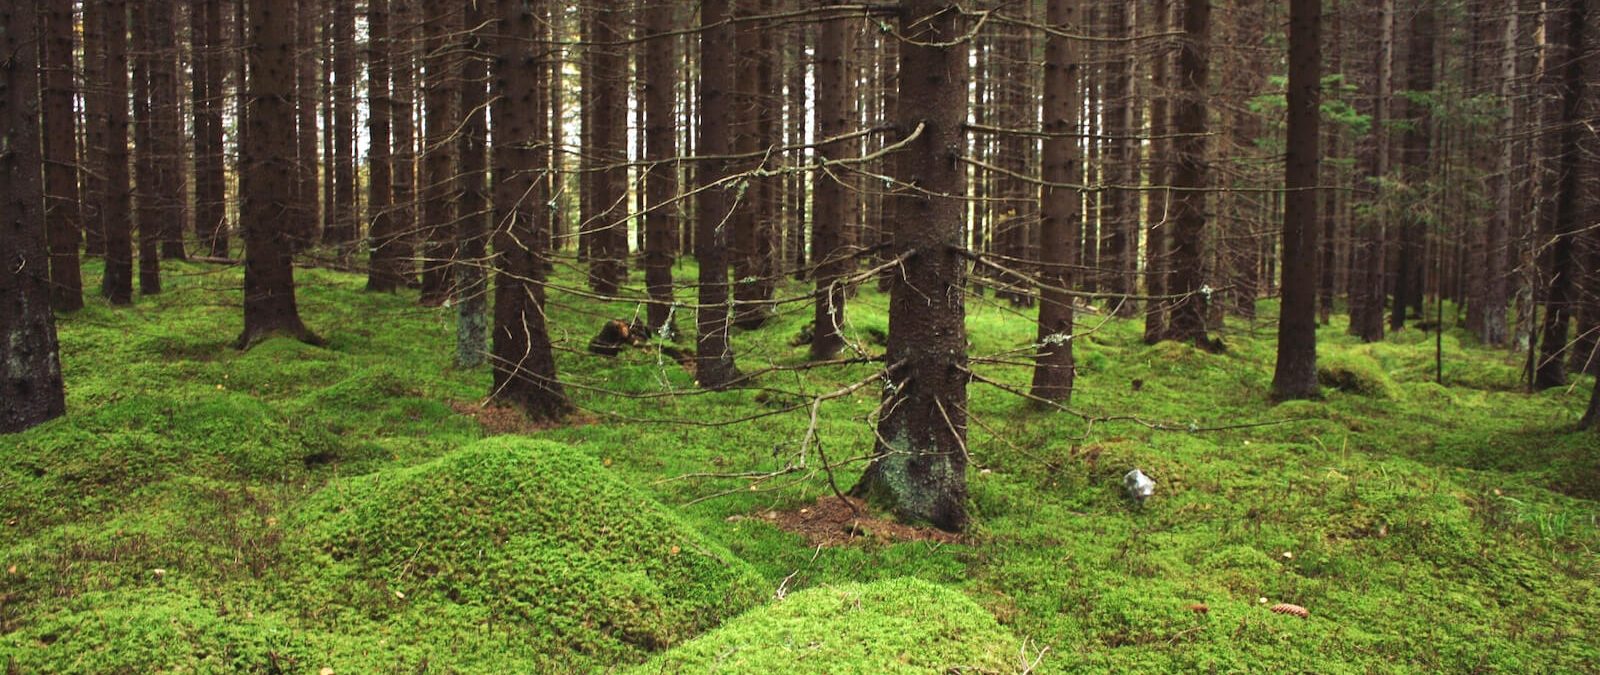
[450,401,596,436]
[748,496,962,547]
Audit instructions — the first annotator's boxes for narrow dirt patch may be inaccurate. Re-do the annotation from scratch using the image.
[450,401,596,436]
[748,496,962,547]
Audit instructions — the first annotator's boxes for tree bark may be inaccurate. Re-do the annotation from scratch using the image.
[366,0,401,292]
[1143,0,1172,344]
[1030,0,1083,403]
[42,0,84,311]
[238,0,319,348]
[490,0,571,421]
[132,0,161,293]
[327,0,357,249]
[418,3,460,305]
[193,0,229,256]
[1533,0,1586,390]
[694,0,743,389]
[1389,2,1435,332]
[850,0,971,532]
[294,0,320,249]
[1272,0,1323,400]
[1163,0,1216,350]
[1,0,67,433]
[643,0,679,336]
[455,1,490,368]
[1350,0,1393,343]
[390,0,417,286]
[810,2,850,361]
[101,0,134,304]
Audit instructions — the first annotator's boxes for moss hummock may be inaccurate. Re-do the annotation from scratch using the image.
[285,437,766,670]
[632,578,1025,674]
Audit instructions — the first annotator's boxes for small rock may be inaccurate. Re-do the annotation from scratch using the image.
[1123,469,1156,504]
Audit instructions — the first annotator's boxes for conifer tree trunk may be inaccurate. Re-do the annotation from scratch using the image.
[390,0,417,285]
[1163,0,1215,349]
[1143,0,1172,344]
[1030,0,1083,403]
[810,2,850,361]
[695,0,743,389]
[1350,0,1393,343]
[42,0,84,311]
[294,0,320,249]
[101,0,135,304]
[149,0,185,262]
[491,0,570,421]
[132,1,161,293]
[328,0,357,249]
[643,0,678,336]
[1390,2,1435,332]
[1,0,67,433]
[193,0,228,256]
[1532,0,1586,390]
[456,1,490,368]
[851,0,970,532]
[83,0,107,258]
[419,3,460,305]
[366,0,401,292]
[1272,0,1323,400]
[237,0,318,348]
[587,0,627,297]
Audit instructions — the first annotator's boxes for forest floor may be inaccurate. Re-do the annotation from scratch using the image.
[2,259,1597,673]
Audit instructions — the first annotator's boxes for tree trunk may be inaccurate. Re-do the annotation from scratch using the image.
[1143,0,1172,344]
[133,0,161,293]
[1030,0,1083,403]
[1533,0,1586,390]
[390,0,417,286]
[101,0,134,304]
[810,2,850,361]
[294,0,320,250]
[238,0,319,348]
[1390,2,1435,333]
[587,0,627,297]
[694,0,743,389]
[193,0,228,256]
[1163,0,1215,350]
[418,3,460,305]
[455,1,490,368]
[1272,0,1323,400]
[42,0,84,311]
[643,0,678,336]
[1350,0,1393,343]
[850,0,970,532]
[490,0,571,421]
[83,0,107,258]
[327,0,357,250]
[1,0,67,433]
[366,0,401,292]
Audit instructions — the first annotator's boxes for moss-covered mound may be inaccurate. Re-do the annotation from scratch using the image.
[288,437,765,670]
[631,578,1024,673]
[1316,351,1395,398]
[0,587,310,673]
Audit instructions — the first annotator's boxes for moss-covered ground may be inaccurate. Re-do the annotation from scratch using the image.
[2,259,1596,672]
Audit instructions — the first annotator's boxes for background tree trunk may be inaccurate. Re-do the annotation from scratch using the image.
[42,0,84,311]
[1532,0,1586,390]
[101,0,135,304]
[1272,0,1323,400]
[455,2,490,368]
[1162,0,1215,349]
[1030,0,1083,403]
[643,0,678,336]
[810,2,850,361]
[366,0,400,292]
[694,0,743,389]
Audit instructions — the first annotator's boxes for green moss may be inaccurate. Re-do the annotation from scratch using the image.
[285,437,765,670]
[631,578,1024,674]
[1316,351,1396,397]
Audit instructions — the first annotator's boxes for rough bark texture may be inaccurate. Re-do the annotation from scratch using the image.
[1163,0,1215,349]
[365,0,400,292]
[587,0,627,297]
[294,0,320,249]
[390,0,417,286]
[643,0,678,336]
[1143,0,1172,344]
[810,3,849,361]
[132,1,160,293]
[327,0,357,249]
[42,0,84,311]
[101,0,134,304]
[1030,0,1082,403]
[1350,0,1393,343]
[1389,3,1434,332]
[193,0,228,256]
[1,0,68,433]
[1533,0,1586,390]
[238,0,318,348]
[148,0,185,262]
[850,0,971,532]
[455,2,490,368]
[418,3,460,305]
[82,0,107,258]
[1272,0,1323,400]
[694,0,743,389]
